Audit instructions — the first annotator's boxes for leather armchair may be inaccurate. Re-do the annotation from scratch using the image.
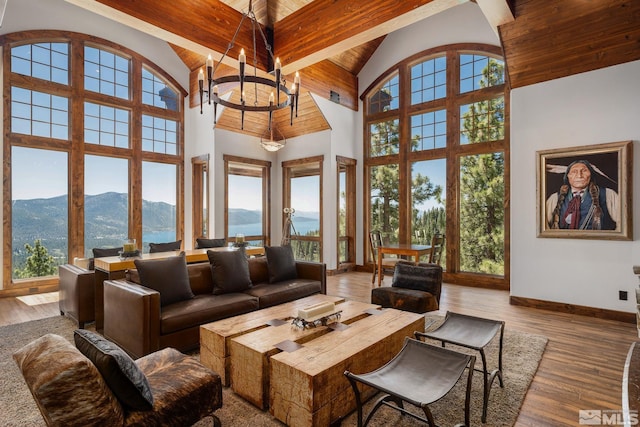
[58,264,96,328]
[13,333,222,426]
[371,261,443,313]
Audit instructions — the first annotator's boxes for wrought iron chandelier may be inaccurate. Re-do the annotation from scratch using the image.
[198,0,300,131]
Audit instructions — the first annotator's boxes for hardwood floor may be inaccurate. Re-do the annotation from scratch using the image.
[1,271,636,426]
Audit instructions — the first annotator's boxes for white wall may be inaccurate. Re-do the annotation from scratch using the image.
[511,61,640,313]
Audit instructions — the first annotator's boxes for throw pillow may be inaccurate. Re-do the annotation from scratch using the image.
[392,262,441,294]
[265,245,297,283]
[148,240,182,253]
[195,237,226,249]
[74,329,154,411]
[133,251,194,306]
[207,249,252,294]
[93,247,122,258]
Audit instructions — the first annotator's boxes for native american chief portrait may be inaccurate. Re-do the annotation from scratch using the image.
[545,159,619,230]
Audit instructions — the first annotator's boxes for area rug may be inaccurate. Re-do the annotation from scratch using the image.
[0,314,547,426]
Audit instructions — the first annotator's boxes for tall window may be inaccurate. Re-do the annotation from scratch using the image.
[3,31,185,292]
[84,156,129,257]
[192,154,210,244]
[224,156,271,246]
[283,157,323,262]
[337,156,356,267]
[364,44,508,288]
[142,162,178,252]
[11,148,68,280]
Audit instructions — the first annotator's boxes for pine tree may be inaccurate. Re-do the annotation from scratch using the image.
[459,59,505,274]
[370,119,441,243]
[14,239,57,278]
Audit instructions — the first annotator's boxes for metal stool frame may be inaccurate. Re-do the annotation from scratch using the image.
[345,337,475,427]
[415,311,505,423]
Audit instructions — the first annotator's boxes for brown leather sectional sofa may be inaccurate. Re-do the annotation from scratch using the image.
[102,256,326,359]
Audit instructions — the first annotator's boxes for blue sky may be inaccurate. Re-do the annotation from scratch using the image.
[12,147,176,204]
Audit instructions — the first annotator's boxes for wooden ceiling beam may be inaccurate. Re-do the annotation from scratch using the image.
[273,0,469,73]
[65,0,270,71]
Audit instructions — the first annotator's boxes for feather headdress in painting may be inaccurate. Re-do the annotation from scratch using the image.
[546,160,616,185]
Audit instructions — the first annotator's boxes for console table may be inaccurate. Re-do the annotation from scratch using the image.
[93,246,264,332]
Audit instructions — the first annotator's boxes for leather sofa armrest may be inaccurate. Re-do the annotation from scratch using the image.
[58,264,96,328]
[295,261,327,294]
[72,257,92,270]
[103,280,161,360]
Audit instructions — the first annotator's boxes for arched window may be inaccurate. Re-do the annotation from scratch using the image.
[363,44,509,289]
[2,30,186,291]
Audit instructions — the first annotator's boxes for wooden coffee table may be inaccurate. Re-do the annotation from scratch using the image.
[200,294,345,386]
[269,308,424,427]
[229,300,379,409]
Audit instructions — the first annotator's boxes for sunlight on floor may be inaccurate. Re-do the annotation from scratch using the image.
[16,291,59,306]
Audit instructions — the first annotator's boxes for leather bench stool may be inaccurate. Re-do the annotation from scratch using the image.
[415,311,505,423]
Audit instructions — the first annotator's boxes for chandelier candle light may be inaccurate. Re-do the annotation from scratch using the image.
[198,0,300,131]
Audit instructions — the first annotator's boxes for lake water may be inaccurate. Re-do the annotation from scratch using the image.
[229,221,319,237]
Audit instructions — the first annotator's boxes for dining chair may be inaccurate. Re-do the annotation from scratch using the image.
[428,233,445,265]
[369,231,399,285]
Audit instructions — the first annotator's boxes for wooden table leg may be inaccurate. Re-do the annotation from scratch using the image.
[377,251,383,287]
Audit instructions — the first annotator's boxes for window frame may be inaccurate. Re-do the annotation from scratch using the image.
[337,156,356,269]
[223,155,272,246]
[362,43,510,290]
[2,30,186,292]
[282,155,324,263]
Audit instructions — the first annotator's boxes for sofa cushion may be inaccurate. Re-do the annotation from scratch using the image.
[245,279,321,308]
[13,333,124,425]
[186,262,215,295]
[248,256,269,284]
[207,250,252,295]
[73,329,154,411]
[265,245,298,283]
[148,240,182,253]
[134,252,194,306]
[195,237,226,249]
[392,261,442,294]
[160,293,259,334]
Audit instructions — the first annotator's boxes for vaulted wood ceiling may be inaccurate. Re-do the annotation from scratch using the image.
[64,0,640,140]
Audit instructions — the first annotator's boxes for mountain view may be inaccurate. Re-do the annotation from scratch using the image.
[12,192,320,264]
[12,192,177,262]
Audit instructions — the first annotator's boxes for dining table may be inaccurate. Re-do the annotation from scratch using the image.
[377,243,432,287]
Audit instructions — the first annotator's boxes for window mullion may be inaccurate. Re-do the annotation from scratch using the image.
[69,38,85,262]
[398,63,411,244]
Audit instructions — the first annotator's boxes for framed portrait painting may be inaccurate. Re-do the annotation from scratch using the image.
[537,140,633,240]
